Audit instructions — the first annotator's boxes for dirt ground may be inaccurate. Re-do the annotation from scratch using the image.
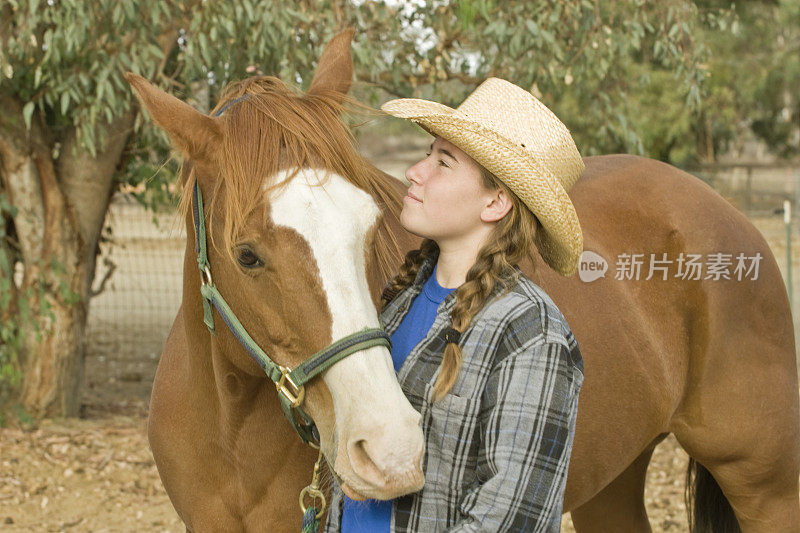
[0,416,183,532]
[0,414,690,532]
[1,146,797,531]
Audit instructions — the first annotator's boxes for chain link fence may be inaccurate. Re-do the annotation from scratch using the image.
[82,196,184,416]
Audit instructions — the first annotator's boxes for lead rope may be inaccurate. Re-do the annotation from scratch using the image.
[300,448,327,533]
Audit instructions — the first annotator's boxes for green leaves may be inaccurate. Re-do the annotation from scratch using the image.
[60,92,70,116]
[1,0,788,191]
[2,0,179,153]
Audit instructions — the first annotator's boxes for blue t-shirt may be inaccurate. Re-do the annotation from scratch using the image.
[341,263,456,532]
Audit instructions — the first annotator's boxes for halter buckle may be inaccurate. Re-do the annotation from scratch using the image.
[276,365,305,407]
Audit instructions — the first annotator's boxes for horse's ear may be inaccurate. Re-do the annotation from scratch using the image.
[124,72,221,161]
[307,27,355,102]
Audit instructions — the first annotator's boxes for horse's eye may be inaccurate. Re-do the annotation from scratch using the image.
[237,247,263,269]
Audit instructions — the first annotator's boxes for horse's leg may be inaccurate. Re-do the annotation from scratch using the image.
[670,343,800,531]
[673,425,800,533]
[569,435,664,532]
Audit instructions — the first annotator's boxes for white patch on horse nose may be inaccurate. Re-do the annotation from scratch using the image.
[324,345,426,488]
[346,414,426,486]
[347,439,385,486]
[268,167,425,494]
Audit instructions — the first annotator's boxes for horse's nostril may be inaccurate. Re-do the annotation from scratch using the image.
[348,439,385,486]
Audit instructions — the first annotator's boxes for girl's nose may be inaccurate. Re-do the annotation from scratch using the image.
[406,160,424,185]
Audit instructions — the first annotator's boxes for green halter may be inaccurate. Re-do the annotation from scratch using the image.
[191,179,391,446]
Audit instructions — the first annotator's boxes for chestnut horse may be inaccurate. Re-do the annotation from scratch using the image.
[127,30,799,532]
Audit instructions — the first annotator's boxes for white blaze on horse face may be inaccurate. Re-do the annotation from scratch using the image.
[267,168,424,494]
[267,168,383,336]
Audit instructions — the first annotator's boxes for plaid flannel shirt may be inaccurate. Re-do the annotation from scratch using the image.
[323,252,584,532]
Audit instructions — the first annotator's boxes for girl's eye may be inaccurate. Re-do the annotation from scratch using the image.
[425,151,449,168]
[237,247,264,269]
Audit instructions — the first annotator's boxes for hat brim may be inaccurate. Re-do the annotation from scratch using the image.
[382,98,583,276]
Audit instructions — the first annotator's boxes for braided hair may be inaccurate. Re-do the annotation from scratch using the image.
[381,166,542,402]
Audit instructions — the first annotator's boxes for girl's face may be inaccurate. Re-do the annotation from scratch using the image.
[400,136,496,243]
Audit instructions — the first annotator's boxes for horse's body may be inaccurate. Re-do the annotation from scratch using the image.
[544,154,800,531]
[131,30,800,533]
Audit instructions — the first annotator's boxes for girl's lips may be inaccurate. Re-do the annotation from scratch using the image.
[404,194,422,203]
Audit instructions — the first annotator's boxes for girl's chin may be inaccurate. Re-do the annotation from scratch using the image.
[399,212,425,232]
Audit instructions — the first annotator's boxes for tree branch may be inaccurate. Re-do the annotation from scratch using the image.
[0,96,46,267]
[89,257,116,298]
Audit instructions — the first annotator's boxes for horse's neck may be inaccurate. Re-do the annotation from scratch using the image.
[177,217,261,401]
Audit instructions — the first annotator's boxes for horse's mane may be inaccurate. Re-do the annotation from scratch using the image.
[178,75,404,284]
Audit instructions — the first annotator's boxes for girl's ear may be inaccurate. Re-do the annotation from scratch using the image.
[125,72,222,161]
[306,28,355,104]
[481,188,514,223]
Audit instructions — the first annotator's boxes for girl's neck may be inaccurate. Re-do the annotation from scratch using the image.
[432,224,493,288]
[434,244,479,288]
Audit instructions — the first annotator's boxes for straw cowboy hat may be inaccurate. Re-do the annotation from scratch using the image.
[381,77,585,277]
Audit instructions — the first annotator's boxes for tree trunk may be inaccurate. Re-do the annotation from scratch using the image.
[0,96,133,418]
[20,270,88,418]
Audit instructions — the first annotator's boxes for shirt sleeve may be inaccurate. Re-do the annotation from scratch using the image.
[444,322,583,532]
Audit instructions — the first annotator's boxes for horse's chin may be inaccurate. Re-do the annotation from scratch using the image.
[335,473,387,501]
[329,461,425,501]
[322,458,368,499]
[341,481,370,501]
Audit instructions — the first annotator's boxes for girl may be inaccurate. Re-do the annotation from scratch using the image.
[324,77,585,532]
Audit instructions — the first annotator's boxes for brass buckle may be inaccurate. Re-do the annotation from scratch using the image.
[276,365,305,407]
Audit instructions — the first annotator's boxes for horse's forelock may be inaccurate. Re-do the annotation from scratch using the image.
[178,76,404,282]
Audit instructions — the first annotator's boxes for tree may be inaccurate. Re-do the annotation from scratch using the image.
[0,0,738,418]
[340,0,733,162]
[699,0,800,161]
[0,1,188,417]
